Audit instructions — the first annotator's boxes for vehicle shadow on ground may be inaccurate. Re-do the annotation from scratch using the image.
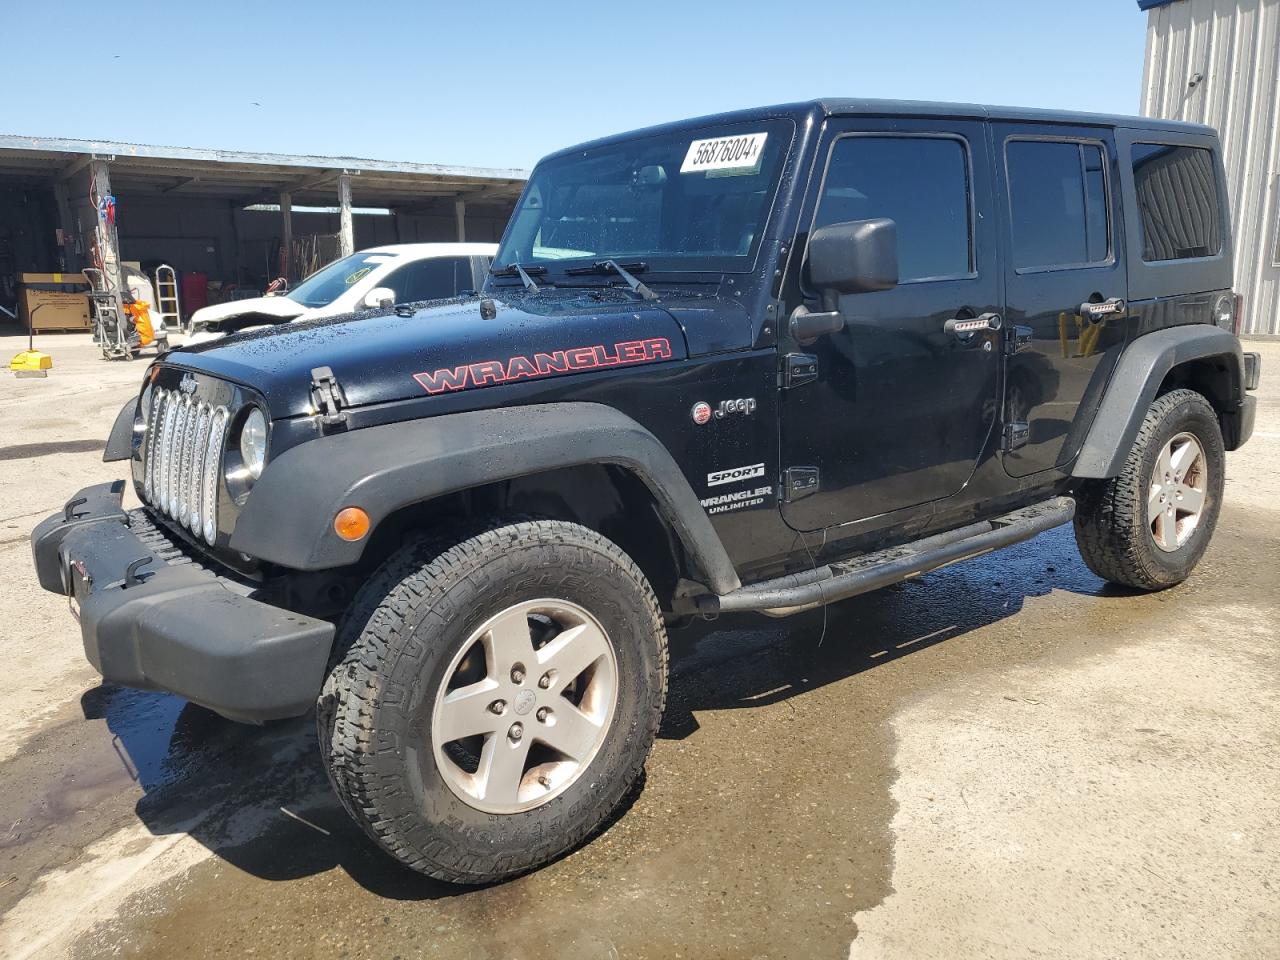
[91,526,1120,901]
[661,524,1117,739]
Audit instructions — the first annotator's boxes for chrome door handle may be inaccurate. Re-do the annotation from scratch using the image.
[1080,297,1126,322]
[944,312,1002,336]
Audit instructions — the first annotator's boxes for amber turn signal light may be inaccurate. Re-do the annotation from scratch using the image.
[333,507,370,542]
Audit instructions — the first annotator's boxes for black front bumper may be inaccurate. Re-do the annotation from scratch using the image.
[31,482,335,723]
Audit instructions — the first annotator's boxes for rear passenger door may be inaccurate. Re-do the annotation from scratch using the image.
[994,124,1129,477]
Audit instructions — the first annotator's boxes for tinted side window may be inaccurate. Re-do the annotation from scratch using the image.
[1006,140,1110,270]
[1132,143,1222,261]
[814,136,971,283]
[385,257,464,302]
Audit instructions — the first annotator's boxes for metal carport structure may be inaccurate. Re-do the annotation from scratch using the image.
[0,135,526,317]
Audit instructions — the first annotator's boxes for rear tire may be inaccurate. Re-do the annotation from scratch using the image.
[317,519,667,884]
[1073,388,1224,590]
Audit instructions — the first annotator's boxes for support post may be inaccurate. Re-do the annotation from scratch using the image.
[279,190,293,281]
[338,173,354,258]
[454,199,466,242]
[52,181,81,272]
[228,200,244,284]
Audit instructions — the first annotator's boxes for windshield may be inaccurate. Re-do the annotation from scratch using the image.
[494,118,794,276]
[285,251,396,308]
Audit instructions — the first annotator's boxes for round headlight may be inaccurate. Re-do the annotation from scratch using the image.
[240,408,267,480]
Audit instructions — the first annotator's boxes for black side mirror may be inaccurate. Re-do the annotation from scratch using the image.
[807,218,899,300]
[789,218,899,343]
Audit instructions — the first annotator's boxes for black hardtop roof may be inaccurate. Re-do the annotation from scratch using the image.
[543,99,1216,162]
[816,98,1214,133]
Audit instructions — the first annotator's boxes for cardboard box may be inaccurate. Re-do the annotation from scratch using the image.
[18,272,91,332]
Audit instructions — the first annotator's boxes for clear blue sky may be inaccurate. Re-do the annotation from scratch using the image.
[3,0,1148,171]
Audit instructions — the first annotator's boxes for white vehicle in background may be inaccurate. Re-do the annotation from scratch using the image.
[182,242,497,345]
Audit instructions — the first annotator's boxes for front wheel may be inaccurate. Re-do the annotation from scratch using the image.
[318,519,668,884]
[1073,388,1225,590]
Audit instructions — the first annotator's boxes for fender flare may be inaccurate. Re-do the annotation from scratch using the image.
[230,402,742,594]
[1072,326,1244,479]
[103,398,137,462]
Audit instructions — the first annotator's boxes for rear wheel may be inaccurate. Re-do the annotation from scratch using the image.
[1073,388,1224,590]
[318,519,667,884]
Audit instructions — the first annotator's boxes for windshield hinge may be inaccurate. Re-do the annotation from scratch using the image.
[310,366,347,428]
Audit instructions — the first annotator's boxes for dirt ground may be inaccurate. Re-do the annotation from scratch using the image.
[0,331,1276,960]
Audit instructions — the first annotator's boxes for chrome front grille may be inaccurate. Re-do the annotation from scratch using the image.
[143,386,230,544]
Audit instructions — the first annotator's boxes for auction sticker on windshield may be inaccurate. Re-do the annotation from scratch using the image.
[681,133,768,174]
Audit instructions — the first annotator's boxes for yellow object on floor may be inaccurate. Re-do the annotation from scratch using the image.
[9,350,53,374]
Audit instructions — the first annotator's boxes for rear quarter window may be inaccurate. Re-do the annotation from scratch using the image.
[1131,143,1223,262]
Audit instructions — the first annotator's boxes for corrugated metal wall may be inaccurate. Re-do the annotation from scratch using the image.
[1141,0,1280,335]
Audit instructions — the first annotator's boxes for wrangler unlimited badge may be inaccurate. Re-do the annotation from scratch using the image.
[700,485,773,516]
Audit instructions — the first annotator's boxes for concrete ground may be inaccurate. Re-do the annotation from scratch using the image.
[0,330,1276,960]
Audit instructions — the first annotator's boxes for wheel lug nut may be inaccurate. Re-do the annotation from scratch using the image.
[489,699,506,715]
[538,671,554,689]
[536,707,549,722]
[510,665,525,684]
[508,722,523,742]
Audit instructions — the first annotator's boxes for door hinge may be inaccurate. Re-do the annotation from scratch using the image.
[780,353,819,389]
[1005,324,1034,356]
[783,466,820,501]
[1002,421,1030,451]
[310,366,348,428]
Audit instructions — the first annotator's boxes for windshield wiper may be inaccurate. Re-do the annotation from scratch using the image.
[490,262,545,294]
[564,260,659,301]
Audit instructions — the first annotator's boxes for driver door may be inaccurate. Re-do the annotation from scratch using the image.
[779,119,1002,532]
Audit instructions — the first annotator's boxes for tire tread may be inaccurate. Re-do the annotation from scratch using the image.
[317,518,667,884]
[1073,388,1223,590]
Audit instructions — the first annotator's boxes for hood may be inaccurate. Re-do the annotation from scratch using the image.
[165,292,704,419]
[190,295,309,327]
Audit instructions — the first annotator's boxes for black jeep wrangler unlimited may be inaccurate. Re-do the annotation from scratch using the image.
[33,100,1260,883]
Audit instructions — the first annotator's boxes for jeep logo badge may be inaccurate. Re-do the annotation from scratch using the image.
[715,398,757,418]
[178,374,198,395]
[691,401,712,425]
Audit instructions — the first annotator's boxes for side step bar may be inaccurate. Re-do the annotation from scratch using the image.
[698,496,1075,618]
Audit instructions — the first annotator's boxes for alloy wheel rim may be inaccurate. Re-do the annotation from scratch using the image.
[1149,431,1207,553]
[430,598,618,814]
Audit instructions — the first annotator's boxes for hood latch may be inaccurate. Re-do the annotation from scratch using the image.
[310,366,347,429]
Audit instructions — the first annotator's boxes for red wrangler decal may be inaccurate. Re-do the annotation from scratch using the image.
[413,337,673,395]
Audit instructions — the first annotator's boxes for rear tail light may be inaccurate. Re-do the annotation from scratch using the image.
[1233,293,1244,336]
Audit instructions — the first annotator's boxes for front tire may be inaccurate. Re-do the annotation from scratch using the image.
[318,519,668,884]
[1073,388,1225,590]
